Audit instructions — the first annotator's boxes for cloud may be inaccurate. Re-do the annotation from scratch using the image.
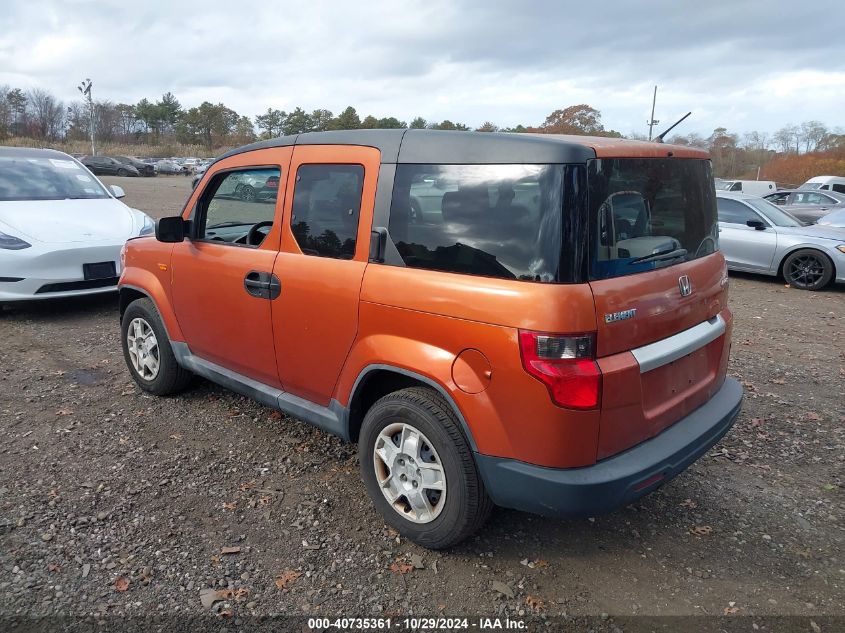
[0,0,843,136]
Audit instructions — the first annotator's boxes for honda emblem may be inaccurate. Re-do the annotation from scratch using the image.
[678,275,692,297]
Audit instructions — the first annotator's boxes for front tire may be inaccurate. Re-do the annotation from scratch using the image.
[782,249,833,290]
[117,168,128,177]
[359,387,492,549]
[121,298,192,395]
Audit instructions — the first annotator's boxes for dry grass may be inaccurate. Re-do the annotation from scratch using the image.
[0,136,231,158]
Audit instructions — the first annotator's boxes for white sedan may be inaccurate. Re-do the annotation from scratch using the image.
[0,147,154,303]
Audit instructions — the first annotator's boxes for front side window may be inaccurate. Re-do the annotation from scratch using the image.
[289,164,364,259]
[199,167,280,246]
[588,158,718,281]
[0,154,110,201]
[388,164,569,282]
[717,197,761,225]
[745,197,802,227]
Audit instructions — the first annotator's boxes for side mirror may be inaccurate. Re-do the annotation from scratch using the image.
[156,216,186,243]
[110,185,126,199]
[746,219,766,231]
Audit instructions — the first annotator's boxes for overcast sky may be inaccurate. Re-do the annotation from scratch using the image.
[1,0,843,137]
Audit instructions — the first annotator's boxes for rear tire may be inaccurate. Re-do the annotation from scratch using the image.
[782,249,833,290]
[359,387,492,549]
[121,298,192,395]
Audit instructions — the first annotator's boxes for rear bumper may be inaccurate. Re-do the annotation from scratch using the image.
[475,377,742,517]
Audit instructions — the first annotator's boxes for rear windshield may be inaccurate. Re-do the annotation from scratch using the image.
[0,155,110,201]
[587,158,718,281]
[388,164,568,282]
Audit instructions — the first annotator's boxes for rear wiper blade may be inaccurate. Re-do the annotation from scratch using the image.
[629,247,687,264]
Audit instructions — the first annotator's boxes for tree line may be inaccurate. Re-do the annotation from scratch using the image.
[0,87,624,151]
[0,84,842,183]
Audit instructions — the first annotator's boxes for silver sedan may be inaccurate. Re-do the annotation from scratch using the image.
[716,192,845,290]
[763,189,845,223]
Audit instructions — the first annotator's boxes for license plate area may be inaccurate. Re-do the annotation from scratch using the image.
[83,261,117,280]
[640,339,721,432]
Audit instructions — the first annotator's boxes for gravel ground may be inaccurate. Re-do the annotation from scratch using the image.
[1,176,843,629]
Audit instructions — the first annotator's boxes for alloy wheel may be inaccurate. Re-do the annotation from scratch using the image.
[126,317,160,380]
[787,254,825,288]
[240,185,256,202]
[373,422,447,524]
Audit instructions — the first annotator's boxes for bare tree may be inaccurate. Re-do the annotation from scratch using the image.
[0,86,12,137]
[799,120,827,153]
[28,88,64,140]
[773,124,799,154]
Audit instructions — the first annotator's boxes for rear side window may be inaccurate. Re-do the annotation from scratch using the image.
[388,164,568,282]
[588,158,718,281]
[290,164,364,259]
[791,191,829,205]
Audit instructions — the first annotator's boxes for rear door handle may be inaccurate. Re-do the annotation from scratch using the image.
[244,271,281,300]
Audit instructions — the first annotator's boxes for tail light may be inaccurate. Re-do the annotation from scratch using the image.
[518,330,602,410]
[265,177,279,188]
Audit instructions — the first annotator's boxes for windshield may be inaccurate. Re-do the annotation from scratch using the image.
[587,158,718,280]
[745,197,803,227]
[714,180,733,191]
[0,155,110,201]
[800,183,823,190]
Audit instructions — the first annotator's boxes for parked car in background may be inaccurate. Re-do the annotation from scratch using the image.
[81,155,140,177]
[181,158,202,172]
[119,129,742,548]
[155,160,185,175]
[114,155,156,177]
[816,208,845,229]
[0,147,154,303]
[716,192,845,290]
[800,176,845,194]
[715,179,777,196]
[191,162,213,188]
[763,189,845,223]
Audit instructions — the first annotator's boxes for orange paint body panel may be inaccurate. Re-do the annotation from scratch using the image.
[273,145,381,404]
[168,147,293,386]
[337,297,601,468]
[534,134,710,160]
[590,253,728,358]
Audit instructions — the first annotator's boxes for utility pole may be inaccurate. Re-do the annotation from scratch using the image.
[647,85,659,141]
[78,79,95,155]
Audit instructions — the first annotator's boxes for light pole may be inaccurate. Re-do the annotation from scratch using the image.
[647,85,659,141]
[78,79,95,155]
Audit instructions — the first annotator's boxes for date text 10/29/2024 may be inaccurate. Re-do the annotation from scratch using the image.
[307,617,527,630]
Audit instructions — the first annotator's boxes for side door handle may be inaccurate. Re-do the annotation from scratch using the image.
[244,271,281,300]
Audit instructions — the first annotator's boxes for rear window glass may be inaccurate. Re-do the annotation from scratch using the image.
[587,158,718,281]
[388,164,567,282]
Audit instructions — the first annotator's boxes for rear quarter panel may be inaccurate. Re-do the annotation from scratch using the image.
[335,265,601,468]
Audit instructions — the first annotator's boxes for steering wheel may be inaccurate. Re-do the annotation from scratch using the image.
[246,221,273,246]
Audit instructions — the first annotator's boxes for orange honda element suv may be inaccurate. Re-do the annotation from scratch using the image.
[119,130,742,548]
